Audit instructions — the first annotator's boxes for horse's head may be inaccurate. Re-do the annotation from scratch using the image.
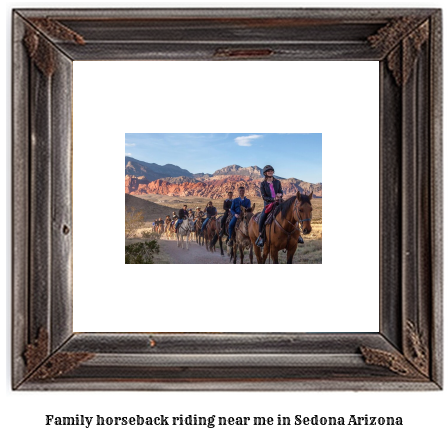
[245,203,255,220]
[294,191,313,235]
[240,205,255,235]
[214,216,221,234]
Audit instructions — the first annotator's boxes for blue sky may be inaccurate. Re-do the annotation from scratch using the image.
[125,133,322,183]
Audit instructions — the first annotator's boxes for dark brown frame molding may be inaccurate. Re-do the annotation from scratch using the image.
[12,8,443,390]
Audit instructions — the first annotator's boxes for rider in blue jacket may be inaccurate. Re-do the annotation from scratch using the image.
[227,186,251,244]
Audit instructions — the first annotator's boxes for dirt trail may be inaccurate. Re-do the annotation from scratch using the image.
[129,235,319,264]
[158,237,230,264]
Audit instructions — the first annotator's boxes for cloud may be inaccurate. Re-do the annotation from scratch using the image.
[125,143,136,147]
[125,153,132,156]
[234,135,263,147]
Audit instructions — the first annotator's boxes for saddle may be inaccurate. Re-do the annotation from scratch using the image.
[266,207,279,226]
[253,205,279,226]
[253,213,266,240]
[265,201,275,214]
[253,204,281,240]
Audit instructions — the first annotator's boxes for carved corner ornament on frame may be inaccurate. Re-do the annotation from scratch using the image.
[12,8,442,390]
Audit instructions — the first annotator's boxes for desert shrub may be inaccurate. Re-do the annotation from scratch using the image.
[125,206,145,238]
[125,240,159,264]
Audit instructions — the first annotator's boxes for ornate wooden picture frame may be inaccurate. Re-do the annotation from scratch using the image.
[12,8,442,390]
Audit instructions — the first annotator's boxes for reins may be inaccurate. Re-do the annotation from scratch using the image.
[273,216,298,248]
[236,210,255,239]
[293,199,312,233]
[237,218,249,237]
[270,199,311,250]
[179,219,193,234]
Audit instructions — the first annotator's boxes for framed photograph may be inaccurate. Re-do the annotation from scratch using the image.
[12,8,442,390]
[122,132,322,265]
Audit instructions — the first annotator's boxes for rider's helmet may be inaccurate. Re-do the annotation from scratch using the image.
[263,165,275,175]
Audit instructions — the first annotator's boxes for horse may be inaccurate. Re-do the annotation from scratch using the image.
[210,216,223,254]
[156,221,165,235]
[229,205,255,264]
[164,217,174,240]
[194,215,205,246]
[176,216,194,249]
[248,192,313,264]
[188,213,196,241]
[203,216,220,252]
[216,214,232,256]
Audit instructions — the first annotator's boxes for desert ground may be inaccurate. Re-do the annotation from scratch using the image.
[126,194,322,264]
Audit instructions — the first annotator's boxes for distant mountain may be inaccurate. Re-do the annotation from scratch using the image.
[284,179,322,197]
[213,164,284,179]
[125,159,321,198]
[158,176,199,184]
[127,175,322,199]
[213,164,262,178]
[192,172,212,178]
[125,157,193,181]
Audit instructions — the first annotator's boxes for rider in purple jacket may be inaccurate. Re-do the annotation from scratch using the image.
[256,165,303,247]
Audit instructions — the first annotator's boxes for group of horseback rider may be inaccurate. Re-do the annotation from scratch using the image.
[207,164,304,247]
[153,165,304,247]
[153,205,206,234]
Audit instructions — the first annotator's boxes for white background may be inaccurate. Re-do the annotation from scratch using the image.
[73,60,379,332]
[3,1,446,438]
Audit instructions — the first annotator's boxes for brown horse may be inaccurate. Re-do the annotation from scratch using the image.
[203,216,220,252]
[155,220,164,235]
[210,216,223,255]
[164,217,174,239]
[230,205,255,264]
[248,192,312,264]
